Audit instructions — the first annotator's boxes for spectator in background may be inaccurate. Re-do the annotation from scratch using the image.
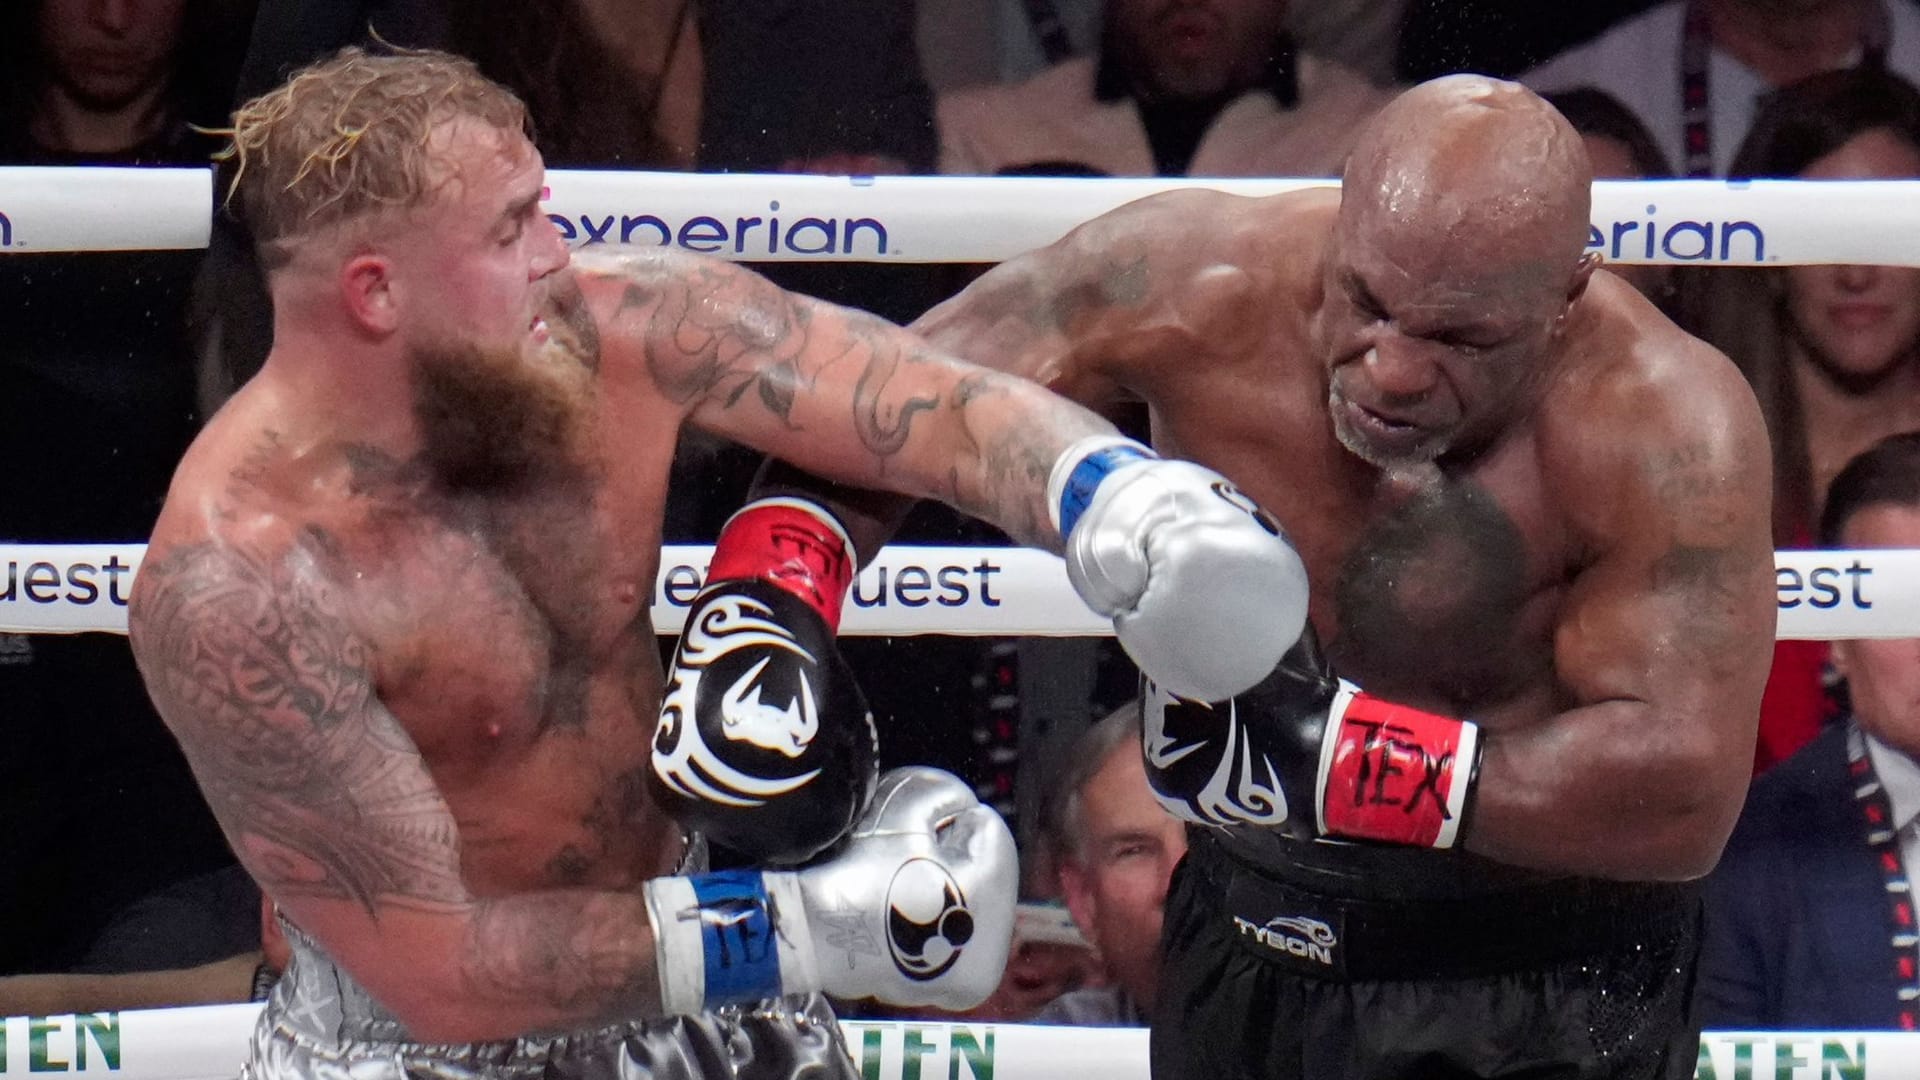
[1541,87,1678,310]
[1685,67,1920,770]
[1523,0,1920,177]
[0,0,248,162]
[0,0,252,974]
[937,0,1390,178]
[1699,432,1920,1030]
[1033,701,1187,1026]
[1287,0,1408,87]
[0,868,287,1014]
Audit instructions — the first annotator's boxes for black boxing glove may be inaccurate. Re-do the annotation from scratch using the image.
[1142,630,1482,849]
[651,497,878,864]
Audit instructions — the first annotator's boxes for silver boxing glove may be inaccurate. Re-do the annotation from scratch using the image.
[645,767,1017,1016]
[1049,435,1310,701]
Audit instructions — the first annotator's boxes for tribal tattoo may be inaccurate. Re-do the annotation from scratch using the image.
[130,540,468,915]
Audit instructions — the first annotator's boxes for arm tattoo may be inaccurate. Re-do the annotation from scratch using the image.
[617,267,811,424]
[849,320,942,456]
[617,261,948,458]
[131,542,467,915]
[461,893,655,1012]
[1644,443,1758,659]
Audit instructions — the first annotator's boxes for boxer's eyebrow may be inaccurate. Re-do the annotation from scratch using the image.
[498,190,543,226]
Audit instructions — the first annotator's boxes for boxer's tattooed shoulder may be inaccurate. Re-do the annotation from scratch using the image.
[612,266,814,426]
[131,538,467,916]
[462,892,656,1012]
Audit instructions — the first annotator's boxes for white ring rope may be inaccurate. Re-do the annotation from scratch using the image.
[0,542,1905,640]
[5,167,1913,1080]
[0,167,1914,265]
[0,1004,1901,1080]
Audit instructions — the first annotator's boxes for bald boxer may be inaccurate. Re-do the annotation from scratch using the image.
[125,48,1308,1080]
[762,75,1775,1079]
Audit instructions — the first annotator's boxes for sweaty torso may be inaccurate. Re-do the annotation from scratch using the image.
[332,448,679,894]
[165,305,690,898]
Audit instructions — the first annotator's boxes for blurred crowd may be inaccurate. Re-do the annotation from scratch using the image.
[7,0,1920,1035]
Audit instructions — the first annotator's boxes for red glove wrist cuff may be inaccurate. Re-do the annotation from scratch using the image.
[708,498,857,631]
[1318,684,1480,849]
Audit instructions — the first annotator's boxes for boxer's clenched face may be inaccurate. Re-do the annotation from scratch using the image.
[395,120,590,488]
[1322,75,1595,470]
[1320,220,1572,471]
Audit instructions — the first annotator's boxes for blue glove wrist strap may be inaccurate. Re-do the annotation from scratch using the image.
[688,870,783,1006]
[1058,443,1155,537]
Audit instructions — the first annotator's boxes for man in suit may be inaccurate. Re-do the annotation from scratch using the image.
[1700,430,1920,1029]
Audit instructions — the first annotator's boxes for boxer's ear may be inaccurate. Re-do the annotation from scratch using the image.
[340,252,398,337]
[1566,251,1601,305]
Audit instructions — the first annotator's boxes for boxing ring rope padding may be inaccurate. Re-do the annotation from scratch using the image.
[0,1004,1152,1080]
[0,1004,1905,1080]
[0,543,1909,640]
[0,167,1913,266]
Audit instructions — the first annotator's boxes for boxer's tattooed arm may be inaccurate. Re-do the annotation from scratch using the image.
[460,892,658,1013]
[1645,443,1759,662]
[130,540,468,915]
[603,253,1098,546]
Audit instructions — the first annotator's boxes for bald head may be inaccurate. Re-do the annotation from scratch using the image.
[1341,75,1593,297]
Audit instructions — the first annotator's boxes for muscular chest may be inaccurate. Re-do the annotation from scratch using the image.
[1152,374,1569,714]
[347,468,667,764]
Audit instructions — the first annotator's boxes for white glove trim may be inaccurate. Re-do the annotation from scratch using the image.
[1317,679,1363,838]
[642,876,706,1016]
[1434,720,1480,850]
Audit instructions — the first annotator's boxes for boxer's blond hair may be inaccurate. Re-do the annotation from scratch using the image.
[222,47,532,268]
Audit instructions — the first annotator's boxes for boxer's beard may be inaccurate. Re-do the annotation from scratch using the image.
[408,332,594,493]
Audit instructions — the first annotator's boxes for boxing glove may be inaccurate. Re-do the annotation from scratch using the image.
[1050,435,1310,702]
[651,497,878,864]
[644,767,1017,1015]
[1142,630,1483,849]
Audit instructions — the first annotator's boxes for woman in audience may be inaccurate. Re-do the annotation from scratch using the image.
[1685,66,1920,770]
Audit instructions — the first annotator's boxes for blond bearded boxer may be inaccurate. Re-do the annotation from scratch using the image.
[125,48,1308,1080]
[761,75,1776,1079]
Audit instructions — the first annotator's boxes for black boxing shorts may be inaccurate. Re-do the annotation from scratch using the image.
[1152,829,1703,1080]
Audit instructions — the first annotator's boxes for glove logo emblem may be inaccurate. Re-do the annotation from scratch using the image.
[721,656,820,758]
[1143,680,1290,827]
[1208,480,1282,537]
[885,857,975,981]
[653,592,825,807]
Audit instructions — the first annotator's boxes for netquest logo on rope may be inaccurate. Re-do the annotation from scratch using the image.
[1588,204,1766,264]
[549,197,892,258]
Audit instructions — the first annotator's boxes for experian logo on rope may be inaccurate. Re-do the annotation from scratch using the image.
[1588,205,1765,264]
[549,200,890,258]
